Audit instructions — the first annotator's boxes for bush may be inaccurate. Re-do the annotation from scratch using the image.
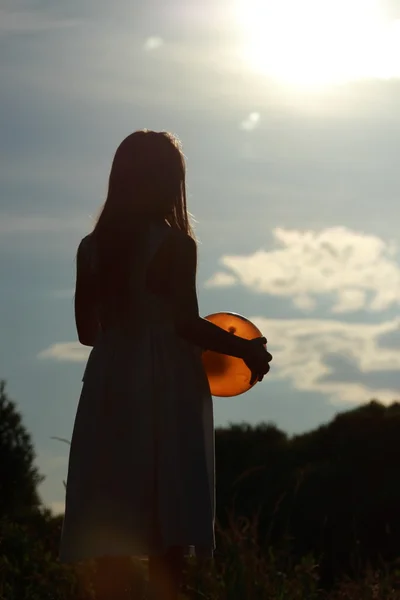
[0,514,95,600]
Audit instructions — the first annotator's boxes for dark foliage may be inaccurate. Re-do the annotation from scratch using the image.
[215,400,400,586]
[2,375,400,597]
[0,380,44,519]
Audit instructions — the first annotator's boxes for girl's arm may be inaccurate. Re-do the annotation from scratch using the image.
[74,237,99,347]
[165,232,262,359]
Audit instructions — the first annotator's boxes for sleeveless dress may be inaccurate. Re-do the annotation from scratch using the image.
[59,221,215,563]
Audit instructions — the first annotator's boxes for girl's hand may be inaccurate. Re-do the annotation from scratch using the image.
[243,337,273,386]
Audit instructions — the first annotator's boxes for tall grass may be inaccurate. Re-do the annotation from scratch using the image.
[183,511,400,600]
[42,435,400,599]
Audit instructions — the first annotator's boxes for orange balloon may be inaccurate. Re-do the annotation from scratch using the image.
[202,312,265,397]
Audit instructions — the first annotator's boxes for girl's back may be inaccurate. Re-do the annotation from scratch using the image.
[60,219,216,563]
[83,220,175,334]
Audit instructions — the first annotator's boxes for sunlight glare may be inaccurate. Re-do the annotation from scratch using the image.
[235,0,400,87]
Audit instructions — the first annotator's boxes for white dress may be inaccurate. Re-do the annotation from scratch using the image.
[59,222,215,563]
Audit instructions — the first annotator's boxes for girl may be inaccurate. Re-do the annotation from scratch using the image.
[59,130,272,600]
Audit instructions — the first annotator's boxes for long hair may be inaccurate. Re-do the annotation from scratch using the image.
[89,130,195,323]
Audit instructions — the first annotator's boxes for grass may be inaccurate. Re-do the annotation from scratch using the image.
[41,435,400,599]
[2,506,400,599]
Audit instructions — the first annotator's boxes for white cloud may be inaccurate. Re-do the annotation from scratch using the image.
[240,111,260,131]
[38,315,400,407]
[143,36,164,51]
[205,271,238,287]
[253,315,400,406]
[332,288,366,314]
[206,227,400,313]
[38,342,90,362]
[292,294,316,312]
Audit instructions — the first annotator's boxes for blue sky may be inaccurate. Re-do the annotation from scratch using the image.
[1,0,400,515]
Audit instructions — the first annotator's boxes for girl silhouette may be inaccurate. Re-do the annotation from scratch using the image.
[59,130,272,600]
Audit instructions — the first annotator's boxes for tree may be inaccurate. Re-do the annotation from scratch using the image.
[214,401,400,586]
[0,379,44,519]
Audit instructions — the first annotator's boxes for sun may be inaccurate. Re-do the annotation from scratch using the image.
[235,0,400,87]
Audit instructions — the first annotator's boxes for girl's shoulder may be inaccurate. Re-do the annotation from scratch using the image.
[146,226,197,283]
[77,234,97,271]
[150,220,196,254]
[167,227,197,252]
[164,229,198,275]
[78,233,93,253]
[159,229,197,271]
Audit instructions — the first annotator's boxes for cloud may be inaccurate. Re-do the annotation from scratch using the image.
[240,111,260,131]
[38,342,90,362]
[38,315,400,407]
[143,36,164,51]
[253,315,400,406]
[292,294,316,312]
[206,227,400,313]
[205,271,238,287]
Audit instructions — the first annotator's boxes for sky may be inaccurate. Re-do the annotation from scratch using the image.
[1,0,400,515]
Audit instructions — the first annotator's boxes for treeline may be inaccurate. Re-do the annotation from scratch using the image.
[215,400,400,585]
[2,377,400,597]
